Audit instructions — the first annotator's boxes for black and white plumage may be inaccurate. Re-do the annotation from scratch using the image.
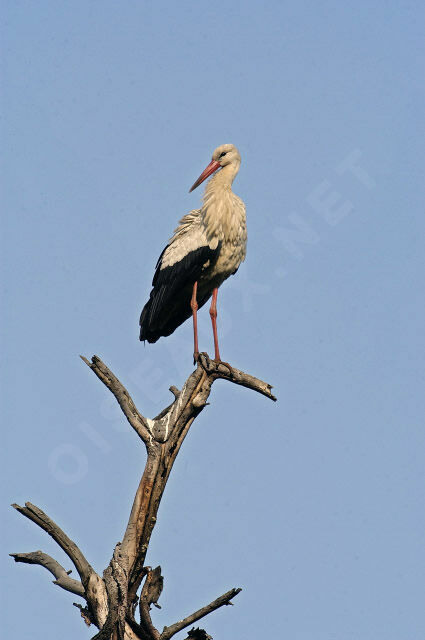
[139,143,247,360]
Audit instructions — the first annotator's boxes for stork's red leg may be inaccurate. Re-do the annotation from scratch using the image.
[191,281,199,362]
[209,287,221,362]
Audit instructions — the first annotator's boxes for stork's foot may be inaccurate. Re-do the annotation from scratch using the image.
[196,353,235,377]
[193,351,200,365]
[213,359,235,377]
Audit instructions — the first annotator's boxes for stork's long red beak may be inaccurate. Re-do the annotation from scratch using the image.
[189,160,221,193]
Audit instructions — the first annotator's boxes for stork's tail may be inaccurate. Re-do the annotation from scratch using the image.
[139,299,161,343]
[139,282,205,344]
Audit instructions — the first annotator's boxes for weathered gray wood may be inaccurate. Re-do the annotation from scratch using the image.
[161,588,242,640]
[11,352,276,639]
[80,355,152,444]
[11,502,95,588]
[10,551,85,597]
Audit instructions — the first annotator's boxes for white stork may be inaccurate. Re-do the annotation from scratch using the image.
[139,143,247,362]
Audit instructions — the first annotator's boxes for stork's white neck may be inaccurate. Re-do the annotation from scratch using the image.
[200,162,243,243]
[206,162,240,193]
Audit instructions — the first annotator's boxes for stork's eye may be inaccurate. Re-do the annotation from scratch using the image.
[219,152,227,158]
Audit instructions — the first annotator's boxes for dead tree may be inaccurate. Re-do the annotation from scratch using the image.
[11,352,276,639]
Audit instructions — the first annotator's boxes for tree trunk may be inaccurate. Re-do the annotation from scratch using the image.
[11,352,276,639]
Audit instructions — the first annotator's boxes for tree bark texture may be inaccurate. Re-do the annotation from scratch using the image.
[11,352,276,639]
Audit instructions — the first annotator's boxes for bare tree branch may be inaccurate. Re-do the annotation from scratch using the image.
[13,352,276,639]
[91,544,128,640]
[138,566,163,640]
[153,387,181,421]
[121,444,162,587]
[80,355,153,444]
[125,368,210,600]
[73,602,95,626]
[160,588,242,640]
[139,601,160,640]
[10,551,85,597]
[169,386,180,399]
[11,502,95,588]
[197,352,277,401]
[140,566,163,609]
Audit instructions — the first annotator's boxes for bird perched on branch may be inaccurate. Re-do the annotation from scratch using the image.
[139,143,247,362]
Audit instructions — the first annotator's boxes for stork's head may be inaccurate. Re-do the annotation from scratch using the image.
[189,143,241,192]
[212,143,241,168]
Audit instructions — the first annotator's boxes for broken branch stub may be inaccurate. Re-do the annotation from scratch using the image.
[12,353,276,638]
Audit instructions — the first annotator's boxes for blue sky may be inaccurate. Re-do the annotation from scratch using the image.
[2,2,425,638]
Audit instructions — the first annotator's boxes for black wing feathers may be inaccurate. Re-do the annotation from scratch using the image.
[139,242,221,343]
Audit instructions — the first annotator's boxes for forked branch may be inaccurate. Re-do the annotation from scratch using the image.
[12,353,276,639]
[11,502,94,588]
